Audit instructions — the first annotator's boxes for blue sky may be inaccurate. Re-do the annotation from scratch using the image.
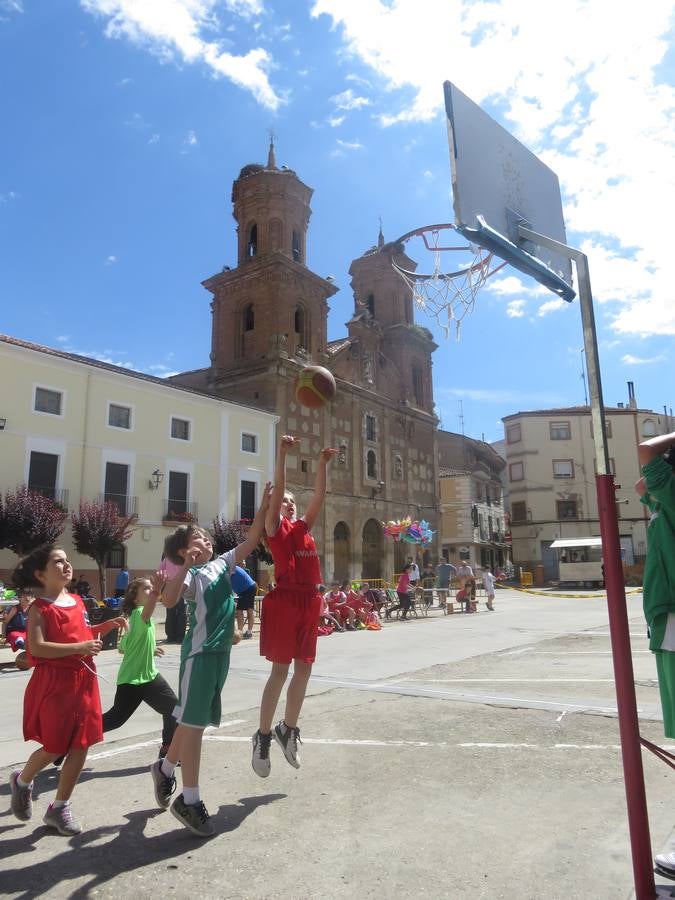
[2,0,674,443]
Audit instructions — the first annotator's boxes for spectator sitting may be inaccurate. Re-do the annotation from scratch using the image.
[341,581,373,627]
[364,587,387,617]
[325,583,357,631]
[317,585,344,633]
[3,589,33,651]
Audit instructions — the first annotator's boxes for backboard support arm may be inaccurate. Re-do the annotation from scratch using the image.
[518,223,656,900]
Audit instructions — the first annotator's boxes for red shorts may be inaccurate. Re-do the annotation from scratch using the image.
[23,664,103,754]
[260,586,322,664]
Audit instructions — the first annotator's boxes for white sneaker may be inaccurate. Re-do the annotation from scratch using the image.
[655,851,675,874]
[273,721,302,769]
[251,729,272,778]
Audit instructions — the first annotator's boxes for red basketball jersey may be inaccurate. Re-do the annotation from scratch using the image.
[29,595,95,670]
[267,517,322,587]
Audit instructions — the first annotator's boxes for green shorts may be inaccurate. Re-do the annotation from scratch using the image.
[655,650,675,739]
[174,651,231,729]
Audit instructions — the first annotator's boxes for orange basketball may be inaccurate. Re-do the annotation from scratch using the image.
[294,365,336,408]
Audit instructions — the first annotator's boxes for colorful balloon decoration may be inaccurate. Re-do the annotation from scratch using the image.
[382,518,435,545]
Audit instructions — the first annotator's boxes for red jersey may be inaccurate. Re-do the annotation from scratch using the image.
[267,517,322,587]
[29,595,95,670]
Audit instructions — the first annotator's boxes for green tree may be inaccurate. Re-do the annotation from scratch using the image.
[210,516,272,564]
[1,486,68,557]
[71,500,136,600]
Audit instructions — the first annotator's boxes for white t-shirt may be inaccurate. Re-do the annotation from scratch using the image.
[409,563,420,583]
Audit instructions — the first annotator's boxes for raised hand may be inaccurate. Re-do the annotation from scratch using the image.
[280,435,299,453]
[150,570,168,598]
[320,448,338,464]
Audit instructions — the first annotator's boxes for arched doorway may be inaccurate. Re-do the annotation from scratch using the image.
[362,519,384,580]
[333,521,350,584]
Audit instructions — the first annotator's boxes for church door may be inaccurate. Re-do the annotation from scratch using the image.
[362,519,383,580]
[333,522,350,584]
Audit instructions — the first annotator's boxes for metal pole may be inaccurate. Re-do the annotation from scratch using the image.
[519,226,656,899]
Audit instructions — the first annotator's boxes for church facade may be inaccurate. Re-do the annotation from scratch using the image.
[170,144,440,583]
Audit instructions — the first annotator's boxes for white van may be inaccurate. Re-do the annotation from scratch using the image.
[550,537,604,587]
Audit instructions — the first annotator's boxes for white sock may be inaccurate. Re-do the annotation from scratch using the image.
[160,759,176,778]
[183,786,200,805]
[52,799,69,809]
[16,775,32,789]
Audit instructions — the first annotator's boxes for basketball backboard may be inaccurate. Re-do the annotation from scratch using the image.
[444,81,574,300]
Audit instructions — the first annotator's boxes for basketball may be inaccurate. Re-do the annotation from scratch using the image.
[294,365,336,408]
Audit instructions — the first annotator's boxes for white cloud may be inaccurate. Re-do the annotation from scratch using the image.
[184,129,198,146]
[506,299,525,318]
[81,0,282,110]
[310,0,675,338]
[0,190,18,202]
[331,137,365,157]
[621,353,665,366]
[115,76,132,86]
[148,133,160,144]
[537,298,567,317]
[0,0,23,13]
[327,114,345,127]
[330,88,370,111]
[104,255,117,265]
[439,386,565,405]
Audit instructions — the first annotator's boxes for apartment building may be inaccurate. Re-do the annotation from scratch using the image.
[502,392,673,579]
[437,430,509,571]
[0,335,277,586]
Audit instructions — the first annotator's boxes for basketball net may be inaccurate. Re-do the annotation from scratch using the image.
[392,227,505,341]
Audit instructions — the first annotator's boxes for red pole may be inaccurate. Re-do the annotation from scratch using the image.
[597,473,655,898]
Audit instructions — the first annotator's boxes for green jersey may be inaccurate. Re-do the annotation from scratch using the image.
[117,606,158,685]
[642,456,675,649]
[181,548,236,659]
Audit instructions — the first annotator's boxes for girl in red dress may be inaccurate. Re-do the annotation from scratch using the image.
[251,435,336,778]
[8,544,125,835]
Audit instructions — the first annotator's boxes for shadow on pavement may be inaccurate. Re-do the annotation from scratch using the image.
[0,793,286,899]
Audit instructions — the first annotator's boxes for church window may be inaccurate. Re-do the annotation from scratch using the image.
[292,229,301,263]
[412,365,424,406]
[365,414,377,442]
[366,449,377,479]
[248,223,258,258]
[244,304,255,332]
[366,293,375,316]
[294,305,305,335]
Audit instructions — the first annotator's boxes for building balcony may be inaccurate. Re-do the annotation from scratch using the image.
[27,485,70,511]
[98,493,138,517]
[163,500,199,525]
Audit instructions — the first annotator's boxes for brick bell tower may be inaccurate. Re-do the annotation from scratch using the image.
[204,140,338,410]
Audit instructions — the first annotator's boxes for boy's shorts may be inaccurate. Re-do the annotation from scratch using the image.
[236,586,257,612]
[260,586,322,664]
[655,650,675,739]
[174,652,231,728]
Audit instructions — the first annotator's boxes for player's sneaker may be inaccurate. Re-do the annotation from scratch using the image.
[170,794,215,837]
[251,729,272,778]
[273,721,302,769]
[9,770,32,821]
[150,759,176,809]
[43,802,82,835]
[655,851,675,876]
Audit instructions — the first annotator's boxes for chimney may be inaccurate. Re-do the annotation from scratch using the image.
[627,381,637,410]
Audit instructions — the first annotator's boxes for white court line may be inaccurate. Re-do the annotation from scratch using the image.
[504,649,650,656]
[87,719,246,762]
[90,735,675,755]
[395,678,618,683]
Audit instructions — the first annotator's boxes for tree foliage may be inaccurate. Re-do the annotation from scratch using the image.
[71,500,136,599]
[210,517,273,564]
[1,486,68,557]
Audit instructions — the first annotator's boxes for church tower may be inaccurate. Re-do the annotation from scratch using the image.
[204,140,338,407]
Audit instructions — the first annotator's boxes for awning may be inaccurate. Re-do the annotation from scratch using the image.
[550,537,602,549]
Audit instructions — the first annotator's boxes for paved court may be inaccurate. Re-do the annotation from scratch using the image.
[1,588,675,899]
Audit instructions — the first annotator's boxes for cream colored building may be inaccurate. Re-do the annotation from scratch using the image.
[437,431,509,572]
[502,395,673,578]
[0,335,278,589]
